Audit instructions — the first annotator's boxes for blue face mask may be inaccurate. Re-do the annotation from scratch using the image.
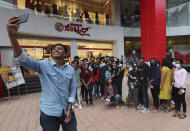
[129,67,133,71]
[172,62,176,66]
[175,64,180,68]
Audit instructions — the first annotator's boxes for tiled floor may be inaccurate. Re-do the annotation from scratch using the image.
[0,89,190,131]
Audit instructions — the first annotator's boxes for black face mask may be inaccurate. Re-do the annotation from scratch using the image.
[151,62,156,66]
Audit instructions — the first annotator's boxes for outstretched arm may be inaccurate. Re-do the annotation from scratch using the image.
[6,16,22,57]
[6,16,41,73]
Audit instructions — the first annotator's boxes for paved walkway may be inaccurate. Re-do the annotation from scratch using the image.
[0,89,190,131]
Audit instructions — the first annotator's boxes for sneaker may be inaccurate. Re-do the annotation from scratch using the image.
[137,104,144,109]
[116,106,120,109]
[140,108,149,114]
[171,100,175,105]
[79,104,83,110]
[101,97,104,101]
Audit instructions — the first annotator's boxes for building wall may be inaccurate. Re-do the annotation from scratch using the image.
[0,6,124,65]
[1,48,16,66]
[124,25,190,37]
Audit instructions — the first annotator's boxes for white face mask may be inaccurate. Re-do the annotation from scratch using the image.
[175,64,180,68]
[172,62,176,66]
[129,67,133,71]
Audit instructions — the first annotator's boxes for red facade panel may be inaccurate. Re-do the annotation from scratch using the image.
[140,0,167,62]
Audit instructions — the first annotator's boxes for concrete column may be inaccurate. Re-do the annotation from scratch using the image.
[140,0,167,62]
[0,49,3,99]
[111,0,121,26]
[70,40,78,61]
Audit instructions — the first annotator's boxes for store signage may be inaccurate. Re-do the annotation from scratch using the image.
[55,22,91,36]
[10,66,25,85]
[0,66,17,89]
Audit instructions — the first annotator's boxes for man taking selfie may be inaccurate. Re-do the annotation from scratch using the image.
[6,16,77,131]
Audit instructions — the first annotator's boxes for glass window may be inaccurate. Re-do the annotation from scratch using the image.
[166,0,190,69]
[77,42,112,59]
[17,37,70,61]
[124,41,141,61]
[9,0,112,26]
[166,0,190,27]
[120,0,140,27]
[167,39,190,65]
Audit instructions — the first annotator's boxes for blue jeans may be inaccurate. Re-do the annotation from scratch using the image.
[114,94,121,106]
[93,82,99,97]
[40,111,77,131]
[85,87,93,105]
[105,94,121,106]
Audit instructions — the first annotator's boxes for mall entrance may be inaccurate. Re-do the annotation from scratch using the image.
[17,36,113,61]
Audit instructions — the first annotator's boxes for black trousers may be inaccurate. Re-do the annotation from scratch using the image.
[81,85,85,101]
[138,86,143,105]
[173,87,178,110]
[174,87,186,113]
[150,85,160,109]
[100,80,105,97]
[138,81,149,108]
[85,87,93,105]
[126,87,139,107]
[40,111,77,131]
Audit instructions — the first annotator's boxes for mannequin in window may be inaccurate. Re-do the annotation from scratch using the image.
[63,5,69,20]
[41,0,45,13]
[30,1,35,11]
[75,8,81,22]
[83,10,90,23]
[45,5,50,17]
[36,0,41,13]
[124,8,131,26]
[105,13,110,25]
[134,6,140,16]
[95,11,99,24]
[25,0,31,9]
[134,6,140,24]
[52,3,58,15]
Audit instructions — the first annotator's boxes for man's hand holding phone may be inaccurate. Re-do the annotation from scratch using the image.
[6,14,29,36]
[6,16,20,37]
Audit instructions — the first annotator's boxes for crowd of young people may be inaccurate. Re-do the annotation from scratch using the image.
[72,55,188,119]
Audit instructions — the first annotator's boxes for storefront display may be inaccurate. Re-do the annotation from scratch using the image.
[17,36,113,61]
[15,0,112,25]
[78,42,112,59]
[17,37,70,60]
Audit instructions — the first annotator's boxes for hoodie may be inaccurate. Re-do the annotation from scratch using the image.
[149,58,161,86]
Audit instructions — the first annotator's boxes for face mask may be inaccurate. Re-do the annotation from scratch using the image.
[129,67,133,71]
[175,64,180,68]
[134,64,136,66]
[151,61,156,66]
[172,62,176,66]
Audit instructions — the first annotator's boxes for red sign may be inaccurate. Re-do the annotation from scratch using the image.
[55,22,91,36]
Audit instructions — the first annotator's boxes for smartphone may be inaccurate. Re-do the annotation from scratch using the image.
[14,13,29,25]
[60,109,65,122]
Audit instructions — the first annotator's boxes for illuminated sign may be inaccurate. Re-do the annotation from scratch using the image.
[55,22,91,36]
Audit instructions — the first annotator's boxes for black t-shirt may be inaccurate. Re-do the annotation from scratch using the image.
[137,63,150,81]
[85,72,89,83]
